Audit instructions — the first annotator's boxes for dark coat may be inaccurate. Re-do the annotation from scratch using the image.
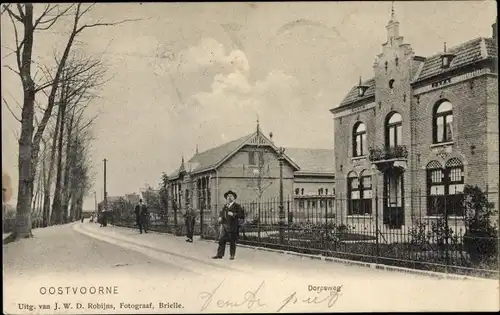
[219,202,245,233]
[135,204,148,220]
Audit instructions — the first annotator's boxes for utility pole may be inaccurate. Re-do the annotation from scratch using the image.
[278,147,285,245]
[103,159,108,211]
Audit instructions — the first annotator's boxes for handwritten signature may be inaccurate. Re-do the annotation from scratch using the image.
[199,279,267,311]
[277,287,342,312]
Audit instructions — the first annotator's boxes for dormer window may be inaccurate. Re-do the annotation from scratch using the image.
[440,42,455,69]
[357,76,369,97]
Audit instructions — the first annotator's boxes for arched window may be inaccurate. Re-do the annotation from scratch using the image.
[426,160,444,216]
[295,188,300,195]
[347,171,361,215]
[426,158,464,216]
[445,158,465,216]
[359,170,373,215]
[353,122,367,157]
[433,101,453,143]
[385,112,402,148]
[301,188,304,195]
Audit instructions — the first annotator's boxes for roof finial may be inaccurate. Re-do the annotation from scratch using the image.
[256,114,260,134]
[358,76,362,86]
[179,154,185,172]
[390,1,396,22]
[195,144,199,154]
[443,41,447,53]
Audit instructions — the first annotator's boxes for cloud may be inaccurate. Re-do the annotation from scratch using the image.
[152,37,331,153]
[184,39,309,148]
[154,37,249,75]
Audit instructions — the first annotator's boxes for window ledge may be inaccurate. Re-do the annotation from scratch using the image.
[346,215,373,219]
[424,216,464,220]
[351,156,367,161]
[430,141,454,148]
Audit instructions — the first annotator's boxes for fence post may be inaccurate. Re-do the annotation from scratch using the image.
[375,192,380,264]
[200,203,204,238]
[444,191,450,271]
[287,197,291,248]
[258,200,261,246]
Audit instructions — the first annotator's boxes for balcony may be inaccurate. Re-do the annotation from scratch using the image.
[369,145,409,170]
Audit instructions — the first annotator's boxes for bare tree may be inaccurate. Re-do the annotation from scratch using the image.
[50,53,105,225]
[68,128,95,222]
[2,3,139,241]
[41,105,61,227]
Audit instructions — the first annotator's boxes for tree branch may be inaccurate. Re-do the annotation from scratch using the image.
[3,5,23,22]
[76,18,143,34]
[16,3,25,20]
[76,113,99,134]
[6,8,23,72]
[1,4,11,15]
[34,4,75,31]
[2,97,22,122]
[3,64,21,76]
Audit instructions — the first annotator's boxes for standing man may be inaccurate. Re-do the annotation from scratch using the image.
[212,190,244,260]
[184,204,196,243]
[135,199,148,234]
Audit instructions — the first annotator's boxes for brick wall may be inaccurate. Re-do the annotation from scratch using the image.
[486,74,499,215]
[412,72,496,218]
[333,29,498,228]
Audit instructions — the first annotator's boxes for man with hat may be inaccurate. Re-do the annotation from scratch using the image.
[212,190,245,260]
[135,199,148,234]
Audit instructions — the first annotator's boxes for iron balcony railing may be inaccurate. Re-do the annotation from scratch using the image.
[369,145,409,162]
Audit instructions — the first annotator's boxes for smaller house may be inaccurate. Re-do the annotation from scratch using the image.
[166,123,335,222]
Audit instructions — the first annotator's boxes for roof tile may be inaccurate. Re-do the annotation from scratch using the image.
[338,37,497,108]
[416,37,493,81]
[284,148,335,173]
[339,78,376,107]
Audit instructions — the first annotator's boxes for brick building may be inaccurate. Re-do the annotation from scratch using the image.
[166,123,335,220]
[330,11,498,230]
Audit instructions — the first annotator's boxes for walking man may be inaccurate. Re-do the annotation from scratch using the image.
[212,190,244,260]
[184,204,196,243]
[135,199,148,234]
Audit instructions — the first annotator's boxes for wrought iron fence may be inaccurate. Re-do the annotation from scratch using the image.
[111,187,499,278]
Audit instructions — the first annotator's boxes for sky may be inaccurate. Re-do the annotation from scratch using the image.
[1,1,497,211]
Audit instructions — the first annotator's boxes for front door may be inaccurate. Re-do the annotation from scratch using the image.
[383,168,404,229]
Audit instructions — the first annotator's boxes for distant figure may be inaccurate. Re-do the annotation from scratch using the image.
[212,190,245,260]
[184,205,196,243]
[101,208,108,227]
[135,199,148,234]
[81,214,84,223]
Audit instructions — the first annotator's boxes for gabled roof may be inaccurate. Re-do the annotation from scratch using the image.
[167,129,302,179]
[337,37,497,109]
[186,133,253,174]
[415,37,496,82]
[284,148,335,174]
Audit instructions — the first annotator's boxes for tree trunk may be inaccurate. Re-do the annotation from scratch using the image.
[12,4,35,241]
[69,188,79,222]
[61,110,75,223]
[75,195,84,222]
[51,76,68,225]
[43,107,61,227]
